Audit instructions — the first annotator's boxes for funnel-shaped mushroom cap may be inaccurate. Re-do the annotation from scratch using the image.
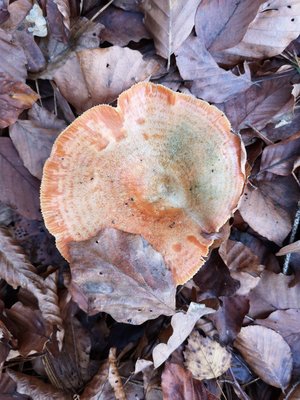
[41,83,246,285]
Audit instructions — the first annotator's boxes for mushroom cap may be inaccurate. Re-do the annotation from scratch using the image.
[41,82,246,285]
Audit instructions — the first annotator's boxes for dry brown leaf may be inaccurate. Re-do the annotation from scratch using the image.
[0,73,38,129]
[234,325,293,389]
[195,0,264,51]
[213,0,300,64]
[248,271,300,318]
[239,174,299,245]
[53,0,70,30]
[69,228,176,325]
[259,131,300,176]
[0,29,27,80]
[0,228,63,339]
[140,0,200,63]
[1,0,32,31]
[256,309,300,376]
[80,361,111,400]
[0,138,40,220]
[152,303,215,368]
[7,370,71,400]
[184,330,231,380]
[175,35,252,103]
[53,46,159,113]
[162,362,219,400]
[14,30,46,73]
[98,5,150,46]
[277,240,300,256]
[46,0,68,43]
[10,104,66,179]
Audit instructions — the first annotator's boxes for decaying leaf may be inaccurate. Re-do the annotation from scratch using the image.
[239,174,299,245]
[195,0,264,51]
[0,29,27,80]
[248,271,300,318]
[184,330,231,380]
[234,325,293,389]
[10,104,66,179]
[0,73,38,129]
[140,0,200,63]
[259,131,300,176]
[0,138,40,220]
[175,35,252,103]
[162,362,219,400]
[108,348,126,400]
[69,228,176,325]
[53,46,160,113]
[0,228,63,338]
[277,240,300,256]
[152,303,215,368]
[7,370,71,400]
[214,0,300,64]
[80,361,111,400]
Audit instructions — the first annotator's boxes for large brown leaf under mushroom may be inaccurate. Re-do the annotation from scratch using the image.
[41,82,246,285]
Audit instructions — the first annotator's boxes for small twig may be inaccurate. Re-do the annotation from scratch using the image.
[283,201,300,275]
[283,381,300,400]
[35,79,43,107]
[246,124,274,145]
[90,0,114,22]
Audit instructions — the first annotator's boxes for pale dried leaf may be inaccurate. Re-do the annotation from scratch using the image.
[0,228,63,337]
[10,104,66,179]
[7,370,71,400]
[184,330,231,380]
[234,325,293,389]
[239,174,299,245]
[141,0,200,61]
[195,0,264,51]
[162,362,219,400]
[152,303,215,368]
[0,138,40,219]
[214,0,300,64]
[277,240,300,256]
[175,35,252,103]
[53,47,160,113]
[69,228,176,325]
[53,0,70,30]
[1,0,32,31]
[259,131,300,176]
[0,73,38,128]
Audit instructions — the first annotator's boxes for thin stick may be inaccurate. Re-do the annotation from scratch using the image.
[283,201,300,275]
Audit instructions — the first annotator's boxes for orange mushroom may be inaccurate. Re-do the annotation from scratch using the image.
[41,82,246,285]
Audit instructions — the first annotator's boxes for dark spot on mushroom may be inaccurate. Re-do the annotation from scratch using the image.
[287,5,292,8]
[149,309,153,312]
[127,319,132,323]
[99,271,103,275]
[111,220,115,224]
[106,63,110,68]
[130,197,134,201]
[93,32,97,36]
[115,380,119,384]
[124,202,128,206]
[138,309,142,311]
[95,240,99,244]
[169,222,175,228]
[61,157,64,160]
[291,18,295,21]
[211,169,214,173]
[90,177,94,180]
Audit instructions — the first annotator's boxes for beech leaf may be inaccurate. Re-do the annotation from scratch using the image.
[69,228,176,325]
[140,0,200,63]
[152,302,215,368]
[175,35,252,103]
[0,138,40,220]
[53,47,160,113]
[184,330,232,379]
[277,240,300,256]
[213,0,300,64]
[234,325,293,389]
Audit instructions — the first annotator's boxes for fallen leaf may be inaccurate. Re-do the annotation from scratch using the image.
[14,30,46,73]
[277,240,300,256]
[213,0,300,64]
[175,35,252,103]
[80,361,111,400]
[195,0,264,51]
[259,131,300,176]
[0,228,63,338]
[216,74,294,131]
[234,325,293,389]
[239,174,299,245]
[152,302,215,368]
[0,138,40,219]
[53,46,159,113]
[193,249,240,298]
[69,228,176,325]
[7,370,71,400]
[10,104,66,179]
[184,330,231,379]
[98,5,150,46]
[0,29,27,80]
[248,271,300,319]
[140,0,200,63]
[0,373,27,399]
[1,0,32,32]
[256,309,300,376]
[161,362,219,400]
[210,295,249,344]
[0,73,38,128]
[53,0,70,31]
[46,0,68,42]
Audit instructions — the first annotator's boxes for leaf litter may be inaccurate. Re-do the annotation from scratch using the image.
[0,0,300,399]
